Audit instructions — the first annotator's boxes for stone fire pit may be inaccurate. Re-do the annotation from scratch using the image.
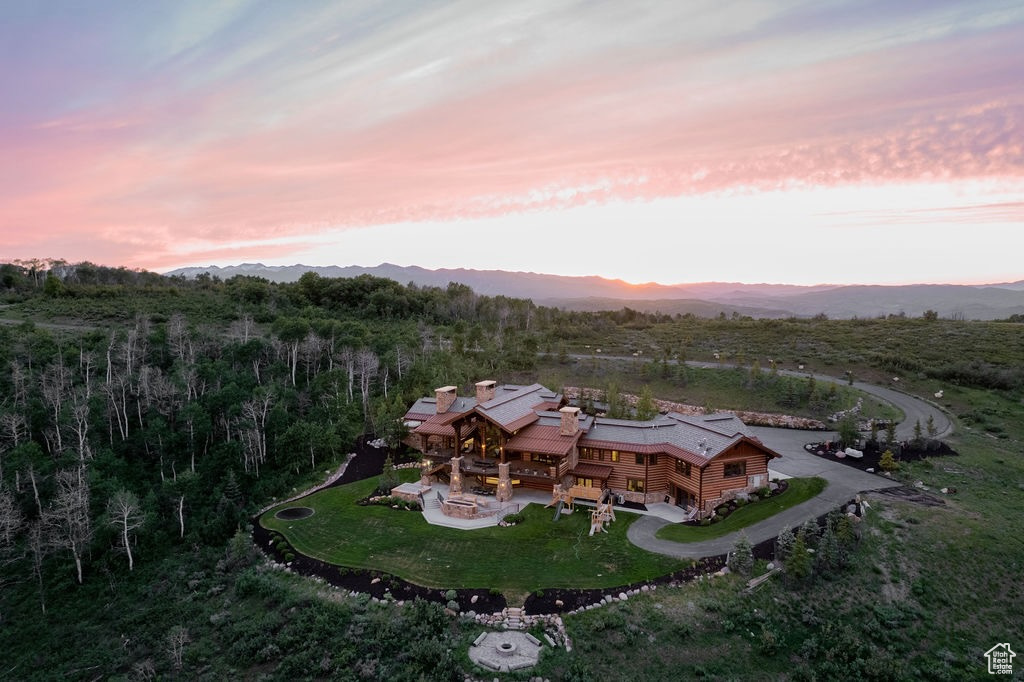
[468,631,543,672]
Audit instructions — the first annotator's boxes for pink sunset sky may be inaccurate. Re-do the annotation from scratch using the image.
[2,1,1023,285]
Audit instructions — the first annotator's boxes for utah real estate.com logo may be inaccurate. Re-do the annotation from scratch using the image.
[984,643,1015,675]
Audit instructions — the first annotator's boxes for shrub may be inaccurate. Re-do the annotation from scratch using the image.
[502,512,525,525]
[444,589,457,601]
[284,552,295,562]
[879,449,898,472]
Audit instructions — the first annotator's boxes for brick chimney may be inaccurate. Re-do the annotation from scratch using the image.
[559,406,580,436]
[435,386,457,414]
[475,380,497,404]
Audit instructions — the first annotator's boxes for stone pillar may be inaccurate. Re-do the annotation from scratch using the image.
[496,461,513,502]
[449,456,464,496]
[420,459,431,486]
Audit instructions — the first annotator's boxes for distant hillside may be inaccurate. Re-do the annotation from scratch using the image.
[164,263,1024,320]
[535,297,795,319]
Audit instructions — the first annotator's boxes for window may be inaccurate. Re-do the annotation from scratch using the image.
[675,460,691,477]
[610,450,619,462]
[635,453,645,465]
[724,461,746,478]
[649,453,658,466]
[580,448,603,461]
[575,477,593,488]
[627,478,645,493]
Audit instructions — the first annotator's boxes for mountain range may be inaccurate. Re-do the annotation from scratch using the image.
[164,263,1024,320]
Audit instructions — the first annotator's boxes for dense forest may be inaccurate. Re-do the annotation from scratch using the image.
[0,260,1022,679]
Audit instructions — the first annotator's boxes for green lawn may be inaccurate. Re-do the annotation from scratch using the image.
[261,470,686,593]
[654,477,827,542]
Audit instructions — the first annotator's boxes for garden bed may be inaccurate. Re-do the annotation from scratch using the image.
[805,439,958,473]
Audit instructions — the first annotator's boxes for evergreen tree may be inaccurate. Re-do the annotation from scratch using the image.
[926,414,937,438]
[784,531,814,585]
[728,531,754,576]
[774,525,795,564]
[817,523,840,573]
[831,513,858,566]
[879,449,898,472]
[379,454,399,494]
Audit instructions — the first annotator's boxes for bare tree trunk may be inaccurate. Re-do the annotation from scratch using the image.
[178,496,185,539]
[28,465,42,516]
[28,521,47,614]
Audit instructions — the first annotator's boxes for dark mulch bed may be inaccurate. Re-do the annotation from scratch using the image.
[805,438,958,473]
[333,436,419,486]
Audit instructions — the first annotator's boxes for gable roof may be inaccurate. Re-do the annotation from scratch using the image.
[407,396,478,438]
[475,383,560,432]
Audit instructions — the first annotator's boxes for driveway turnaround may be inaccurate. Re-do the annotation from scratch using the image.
[627,428,900,558]
[626,375,949,558]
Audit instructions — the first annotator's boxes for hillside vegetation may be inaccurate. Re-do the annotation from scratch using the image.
[0,260,1021,679]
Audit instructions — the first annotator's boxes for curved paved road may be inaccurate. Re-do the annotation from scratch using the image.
[608,359,954,558]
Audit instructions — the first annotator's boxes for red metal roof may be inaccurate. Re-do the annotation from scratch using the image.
[505,424,579,456]
[413,420,456,437]
[412,408,474,438]
[570,462,613,479]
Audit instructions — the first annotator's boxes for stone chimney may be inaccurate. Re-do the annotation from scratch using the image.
[435,386,457,414]
[475,380,497,404]
[559,406,580,436]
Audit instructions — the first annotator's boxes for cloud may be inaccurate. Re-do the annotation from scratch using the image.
[2,1,1023,280]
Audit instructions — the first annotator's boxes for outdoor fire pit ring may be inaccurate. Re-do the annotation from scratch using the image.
[496,640,517,657]
[274,506,315,520]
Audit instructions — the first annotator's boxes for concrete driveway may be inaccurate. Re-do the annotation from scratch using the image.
[626,425,902,558]
[562,352,953,557]
[626,382,947,559]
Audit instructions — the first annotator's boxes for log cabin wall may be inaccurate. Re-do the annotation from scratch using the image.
[699,442,771,512]
[603,450,671,504]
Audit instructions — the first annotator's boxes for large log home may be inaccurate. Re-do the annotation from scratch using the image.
[402,381,782,518]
